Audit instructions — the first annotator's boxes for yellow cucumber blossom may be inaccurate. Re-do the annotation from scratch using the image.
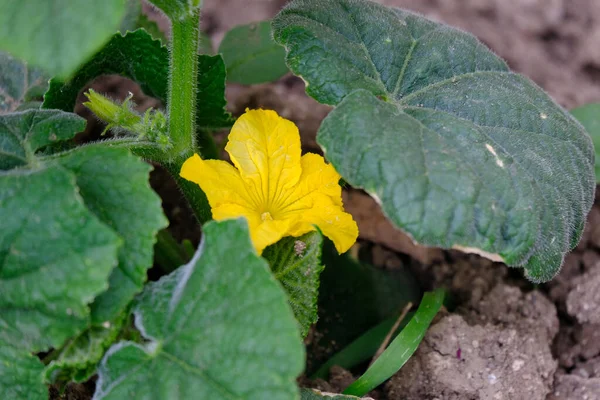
[180,109,358,254]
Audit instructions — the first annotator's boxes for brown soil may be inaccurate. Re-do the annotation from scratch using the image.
[69,0,600,398]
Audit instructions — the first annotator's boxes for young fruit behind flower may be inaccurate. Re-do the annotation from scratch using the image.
[180,109,358,254]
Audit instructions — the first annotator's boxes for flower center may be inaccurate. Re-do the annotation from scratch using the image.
[261,211,273,221]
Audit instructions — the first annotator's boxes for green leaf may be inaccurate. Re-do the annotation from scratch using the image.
[344,289,445,396]
[219,21,288,85]
[44,314,125,384]
[43,30,168,112]
[0,109,85,170]
[94,219,304,400]
[0,166,120,351]
[308,241,419,373]
[301,388,363,399]
[58,146,168,325]
[196,54,234,131]
[42,29,232,132]
[263,231,324,337]
[571,103,600,183]
[0,346,46,400]
[273,0,596,282]
[147,0,200,20]
[1,108,165,358]
[0,51,48,114]
[0,0,126,78]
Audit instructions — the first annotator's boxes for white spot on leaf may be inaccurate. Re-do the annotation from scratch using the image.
[485,143,504,168]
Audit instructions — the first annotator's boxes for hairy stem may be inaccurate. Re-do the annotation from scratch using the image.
[168,9,201,159]
[164,7,214,222]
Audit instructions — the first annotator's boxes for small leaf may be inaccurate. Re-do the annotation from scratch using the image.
[273,0,596,282]
[0,346,46,400]
[344,289,445,396]
[94,219,304,400]
[571,103,600,183]
[219,21,288,85]
[0,51,48,114]
[58,146,168,325]
[0,0,126,77]
[0,166,120,351]
[196,54,234,131]
[263,231,324,337]
[301,388,364,399]
[0,109,85,170]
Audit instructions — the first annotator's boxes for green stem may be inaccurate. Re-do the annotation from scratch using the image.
[167,9,201,160]
[163,7,214,222]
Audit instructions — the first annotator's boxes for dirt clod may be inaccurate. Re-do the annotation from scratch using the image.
[566,262,600,324]
[386,313,557,400]
[548,374,600,400]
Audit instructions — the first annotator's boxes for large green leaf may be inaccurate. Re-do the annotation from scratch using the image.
[219,21,288,85]
[0,108,166,362]
[0,51,48,114]
[0,0,126,78]
[273,0,596,282]
[0,346,46,400]
[571,103,600,183]
[94,219,304,400]
[0,166,120,351]
[0,110,121,352]
[263,231,323,337]
[58,147,167,325]
[42,29,232,131]
[0,109,85,170]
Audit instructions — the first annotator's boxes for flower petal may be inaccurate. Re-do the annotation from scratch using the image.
[225,109,302,207]
[180,154,256,209]
[303,200,358,254]
[212,204,291,255]
[253,219,292,254]
[277,153,343,212]
[212,203,260,225]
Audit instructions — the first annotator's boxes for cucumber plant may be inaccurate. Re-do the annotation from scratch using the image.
[0,0,594,398]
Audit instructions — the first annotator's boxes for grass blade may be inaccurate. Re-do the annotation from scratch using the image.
[343,289,445,396]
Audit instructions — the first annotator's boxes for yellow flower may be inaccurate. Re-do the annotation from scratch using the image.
[180,109,358,254]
